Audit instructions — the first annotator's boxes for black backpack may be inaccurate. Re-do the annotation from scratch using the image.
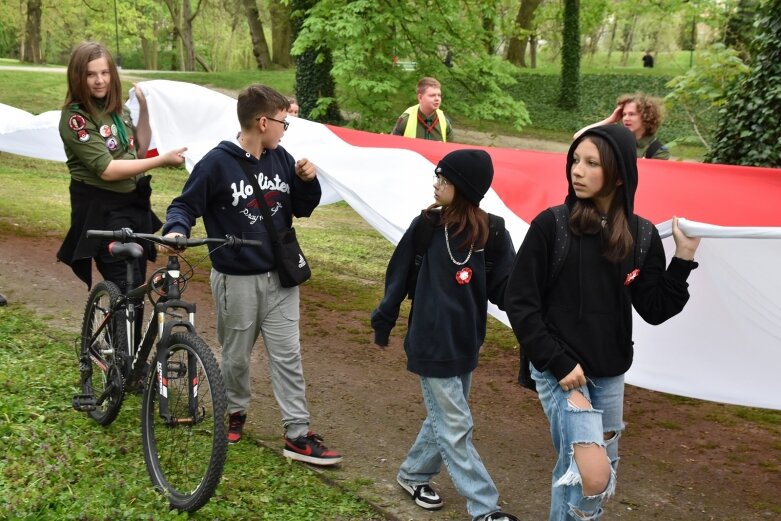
[517,204,654,391]
[406,210,506,299]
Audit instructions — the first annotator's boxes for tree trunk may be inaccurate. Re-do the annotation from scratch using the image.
[163,0,200,71]
[22,0,43,64]
[506,0,543,67]
[620,15,637,67]
[606,18,617,66]
[141,35,158,70]
[558,0,580,110]
[270,1,292,67]
[181,0,196,71]
[243,0,272,69]
[529,34,538,68]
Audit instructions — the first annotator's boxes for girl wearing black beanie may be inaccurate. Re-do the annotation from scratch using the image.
[372,149,519,521]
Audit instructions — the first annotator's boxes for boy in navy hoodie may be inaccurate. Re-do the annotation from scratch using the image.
[163,84,341,465]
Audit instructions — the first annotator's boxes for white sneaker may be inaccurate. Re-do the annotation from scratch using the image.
[396,476,443,510]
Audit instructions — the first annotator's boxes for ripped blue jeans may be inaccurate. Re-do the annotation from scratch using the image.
[532,367,625,521]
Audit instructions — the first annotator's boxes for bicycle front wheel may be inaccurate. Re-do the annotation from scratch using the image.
[79,281,128,425]
[140,332,227,512]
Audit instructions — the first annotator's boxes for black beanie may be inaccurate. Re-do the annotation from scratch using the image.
[435,149,494,206]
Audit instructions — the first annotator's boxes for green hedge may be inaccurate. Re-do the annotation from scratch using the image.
[509,71,695,143]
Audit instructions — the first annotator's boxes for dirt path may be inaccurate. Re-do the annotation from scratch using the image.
[1,232,779,521]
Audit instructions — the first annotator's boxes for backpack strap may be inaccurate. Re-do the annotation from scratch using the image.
[547,204,571,286]
[407,210,436,299]
[644,138,663,159]
[483,213,505,274]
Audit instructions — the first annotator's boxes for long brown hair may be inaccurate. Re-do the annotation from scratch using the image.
[427,190,489,251]
[570,135,633,262]
[63,42,123,117]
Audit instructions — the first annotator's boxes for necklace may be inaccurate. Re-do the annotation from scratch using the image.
[444,224,473,265]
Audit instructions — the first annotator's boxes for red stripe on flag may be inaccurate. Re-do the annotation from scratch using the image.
[326,125,781,227]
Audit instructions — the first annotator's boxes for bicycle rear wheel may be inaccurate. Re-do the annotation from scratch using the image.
[79,281,127,425]
[140,332,227,512]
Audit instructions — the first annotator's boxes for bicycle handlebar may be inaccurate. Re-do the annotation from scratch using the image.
[86,228,262,249]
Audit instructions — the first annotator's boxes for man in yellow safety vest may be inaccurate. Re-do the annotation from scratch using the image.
[391,77,453,142]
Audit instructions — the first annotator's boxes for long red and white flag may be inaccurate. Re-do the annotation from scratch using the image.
[3,80,780,410]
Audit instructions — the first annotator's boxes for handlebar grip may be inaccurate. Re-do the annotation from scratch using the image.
[86,229,132,241]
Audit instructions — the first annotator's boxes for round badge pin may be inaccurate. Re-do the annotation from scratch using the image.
[99,125,112,138]
[105,137,118,151]
[111,124,118,136]
[68,114,86,131]
[77,130,90,142]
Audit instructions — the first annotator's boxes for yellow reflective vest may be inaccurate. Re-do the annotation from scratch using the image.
[402,105,448,142]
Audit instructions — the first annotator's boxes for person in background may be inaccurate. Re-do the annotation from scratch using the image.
[287,96,300,117]
[505,125,700,520]
[163,84,342,466]
[573,92,669,160]
[57,41,186,293]
[391,77,453,142]
[372,149,518,521]
[642,51,654,68]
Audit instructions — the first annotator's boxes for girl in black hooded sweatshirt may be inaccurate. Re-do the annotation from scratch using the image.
[505,125,701,521]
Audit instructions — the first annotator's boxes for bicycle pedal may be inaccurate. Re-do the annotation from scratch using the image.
[72,394,97,412]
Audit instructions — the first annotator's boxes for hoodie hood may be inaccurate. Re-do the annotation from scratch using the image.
[565,124,639,217]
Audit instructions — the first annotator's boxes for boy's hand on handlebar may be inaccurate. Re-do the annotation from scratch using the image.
[161,232,186,253]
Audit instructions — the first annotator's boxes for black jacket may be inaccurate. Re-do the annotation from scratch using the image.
[505,125,697,381]
[372,210,515,378]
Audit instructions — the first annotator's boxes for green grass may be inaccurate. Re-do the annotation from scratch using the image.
[0,305,384,520]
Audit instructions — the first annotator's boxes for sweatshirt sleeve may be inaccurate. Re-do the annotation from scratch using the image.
[504,212,578,382]
[630,227,698,325]
[370,217,418,346]
[291,173,322,218]
[486,229,516,310]
[162,160,212,237]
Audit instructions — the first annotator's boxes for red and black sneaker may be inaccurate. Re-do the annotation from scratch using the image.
[283,431,343,466]
[227,412,246,444]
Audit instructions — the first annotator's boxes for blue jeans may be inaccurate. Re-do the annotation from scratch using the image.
[398,373,502,521]
[533,367,625,521]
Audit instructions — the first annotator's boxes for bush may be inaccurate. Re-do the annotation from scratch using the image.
[507,71,693,144]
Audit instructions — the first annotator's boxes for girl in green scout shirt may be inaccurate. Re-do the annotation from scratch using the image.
[56,41,187,292]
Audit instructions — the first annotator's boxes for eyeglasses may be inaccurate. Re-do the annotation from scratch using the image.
[257,115,289,131]
[433,174,450,187]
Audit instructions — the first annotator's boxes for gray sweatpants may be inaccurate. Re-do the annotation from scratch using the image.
[210,269,310,439]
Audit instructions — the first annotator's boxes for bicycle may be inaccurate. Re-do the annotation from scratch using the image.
[71,228,261,512]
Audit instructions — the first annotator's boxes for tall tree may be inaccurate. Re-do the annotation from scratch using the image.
[243,0,272,68]
[269,1,292,67]
[723,0,760,61]
[163,0,206,71]
[506,0,543,68]
[706,0,781,167]
[293,0,529,133]
[21,0,43,64]
[291,0,342,123]
[558,0,579,110]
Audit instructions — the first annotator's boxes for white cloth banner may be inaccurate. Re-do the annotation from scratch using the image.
[1,80,780,410]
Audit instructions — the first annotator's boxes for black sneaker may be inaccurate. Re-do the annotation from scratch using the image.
[283,431,343,466]
[227,412,246,444]
[483,512,519,521]
[396,476,443,510]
